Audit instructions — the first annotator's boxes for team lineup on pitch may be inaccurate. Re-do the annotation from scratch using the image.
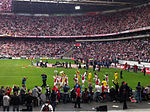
[0,59,149,90]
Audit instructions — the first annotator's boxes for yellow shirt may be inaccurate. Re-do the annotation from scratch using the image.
[114,73,118,79]
[76,70,80,75]
[88,73,92,79]
[102,80,107,87]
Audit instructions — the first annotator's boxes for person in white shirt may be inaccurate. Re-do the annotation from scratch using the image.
[3,93,10,111]
[95,84,102,101]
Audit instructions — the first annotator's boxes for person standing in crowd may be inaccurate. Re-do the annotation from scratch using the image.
[120,81,128,110]
[11,92,20,111]
[120,69,123,79]
[74,85,81,108]
[143,66,146,76]
[127,65,130,72]
[13,85,20,94]
[124,62,127,70]
[36,60,39,66]
[26,91,34,111]
[82,88,89,103]
[22,76,27,86]
[5,86,12,97]
[20,84,27,105]
[112,80,119,101]
[93,64,96,71]
[32,86,39,107]
[95,83,101,102]
[63,84,70,104]
[78,63,81,69]
[41,73,47,88]
[88,83,93,102]
[45,85,51,101]
[65,62,68,68]
[3,92,10,111]
[136,82,142,103]
[41,100,53,112]
[86,62,89,70]
[0,86,5,106]
[69,62,72,68]
[110,86,116,101]
[51,90,57,111]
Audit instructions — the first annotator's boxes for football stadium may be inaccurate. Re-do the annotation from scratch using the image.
[0,0,150,111]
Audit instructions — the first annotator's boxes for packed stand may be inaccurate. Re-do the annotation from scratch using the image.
[0,5,150,36]
[0,38,73,57]
[73,38,150,62]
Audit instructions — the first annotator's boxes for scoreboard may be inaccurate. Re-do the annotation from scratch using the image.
[0,0,12,11]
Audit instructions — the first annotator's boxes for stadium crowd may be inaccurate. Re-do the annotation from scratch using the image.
[73,38,150,62]
[0,5,150,36]
[0,37,149,62]
[0,0,11,11]
[0,39,73,57]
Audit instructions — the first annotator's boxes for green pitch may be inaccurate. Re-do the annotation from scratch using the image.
[0,59,149,91]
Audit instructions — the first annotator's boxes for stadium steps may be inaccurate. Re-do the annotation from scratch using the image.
[59,46,74,57]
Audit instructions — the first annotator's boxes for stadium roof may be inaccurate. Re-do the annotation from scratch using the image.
[13,0,150,14]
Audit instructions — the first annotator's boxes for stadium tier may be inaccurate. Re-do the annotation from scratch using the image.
[0,37,149,62]
[0,4,150,37]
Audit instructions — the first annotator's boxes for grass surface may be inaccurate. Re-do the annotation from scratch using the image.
[0,59,150,91]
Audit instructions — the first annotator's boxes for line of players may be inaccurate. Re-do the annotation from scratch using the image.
[52,69,116,89]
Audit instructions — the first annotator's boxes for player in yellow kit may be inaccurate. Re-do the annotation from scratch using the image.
[102,79,107,87]
[75,69,80,83]
[114,72,118,83]
[88,71,92,82]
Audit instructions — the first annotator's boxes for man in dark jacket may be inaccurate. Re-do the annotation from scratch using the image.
[0,86,5,106]
[26,91,34,111]
[136,82,142,103]
[11,92,20,111]
[51,90,57,111]
[13,85,20,94]
[41,73,47,88]
[63,84,70,104]
[120,81,128,110]
[143,66,146,76]
[112,80,119,100]
[120,69,123,79]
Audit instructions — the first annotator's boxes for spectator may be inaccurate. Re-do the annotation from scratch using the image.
[11,92,20,111]
[3,92,10,111]
[25,91,34,111]
[32,86,39,107]
[20,84,27,105]
[82,88,89,103]
[63,84,70,104]
[74,85,81,108]
[136,82,142,103]
[13,85,20,94]
[51,90,57,111]
[0,86,5,106]
[41,100,53,112]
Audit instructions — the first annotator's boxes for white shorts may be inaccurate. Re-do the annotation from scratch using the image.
[82,80,85,84]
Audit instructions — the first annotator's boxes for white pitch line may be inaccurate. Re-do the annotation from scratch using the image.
[0,76,38,77]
